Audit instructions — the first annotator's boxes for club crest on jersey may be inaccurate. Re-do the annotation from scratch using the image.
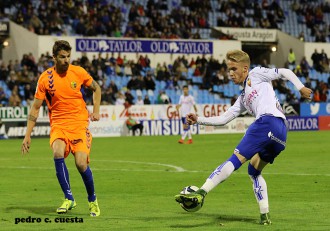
[247,78,251,87]
[71,81,77,89]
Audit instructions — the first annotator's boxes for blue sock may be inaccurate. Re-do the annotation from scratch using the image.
[54,158,74,201]
[80,166,96,202]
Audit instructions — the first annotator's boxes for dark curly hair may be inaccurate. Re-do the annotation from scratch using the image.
[52,40,72,56]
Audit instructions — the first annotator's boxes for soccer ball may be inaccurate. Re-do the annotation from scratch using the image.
[179,185,202,212]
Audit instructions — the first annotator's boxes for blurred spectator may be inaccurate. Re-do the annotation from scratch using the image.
[0,87,8,105]
[7,71,19,91]
[116,53,124,67]
[0,63,8,81]
[313,89,320,102]
[145,74,156,90]
[8,88,21,106]
[157,90,171,104]
[287,48,296,65]
[320,49,329,72]
[311,49,323,72]
[24,84,34,102]
[298,31,305,41]
[293,65,303,77]
[109,81,118,94]
[261,59,270,68]
[125,89,135,105]
[124,62,133,77]
[126,114,143,136]
[101,87,116,105]
[144,95,151,104]
[136,95,144,105]
[115,92,126,105]
[156,63,171,81]
[136,75,146,90]
[299,56,310,77]
[127,76,139,90]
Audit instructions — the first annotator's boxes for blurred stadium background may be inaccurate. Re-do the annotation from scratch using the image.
[0,0,329,138]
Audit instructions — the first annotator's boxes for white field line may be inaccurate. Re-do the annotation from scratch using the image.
[0,159,329,176]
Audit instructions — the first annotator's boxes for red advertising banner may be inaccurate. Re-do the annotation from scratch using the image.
[319,116,330,130]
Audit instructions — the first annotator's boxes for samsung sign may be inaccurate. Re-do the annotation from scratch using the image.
[76,39,213,54]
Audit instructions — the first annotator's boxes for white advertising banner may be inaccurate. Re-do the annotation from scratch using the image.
[86,104,254,137]
[0,104,255,138]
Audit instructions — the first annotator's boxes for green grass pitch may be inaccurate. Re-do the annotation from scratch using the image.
[0,131,329,231]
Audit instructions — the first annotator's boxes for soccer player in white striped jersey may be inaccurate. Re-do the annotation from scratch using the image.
[175,50,312,224]
[176,85,198,144]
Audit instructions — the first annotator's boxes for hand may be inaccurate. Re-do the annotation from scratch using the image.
[299,87,313,100]
[90,113,100,121]
[21,137,31,155]
[186,113,198,125]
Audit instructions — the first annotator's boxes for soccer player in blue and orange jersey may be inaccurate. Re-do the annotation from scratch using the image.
[21,40,101,217]
[175,50,313,224]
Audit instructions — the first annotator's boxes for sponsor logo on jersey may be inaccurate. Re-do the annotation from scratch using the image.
[247,78,251,87]
[71,81,77,90]
[267,131,286,146]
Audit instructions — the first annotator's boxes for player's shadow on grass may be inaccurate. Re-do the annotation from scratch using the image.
[215,214,257,224]
[170,213,257,228]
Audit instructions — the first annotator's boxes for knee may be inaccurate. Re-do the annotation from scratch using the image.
[228,154,242,170]
[75,155,88,172]
[76,160,87,172]
[53,149,64,159]
[248,163,261,179]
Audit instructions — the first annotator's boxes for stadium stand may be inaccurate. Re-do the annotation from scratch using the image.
[0,0,329,107]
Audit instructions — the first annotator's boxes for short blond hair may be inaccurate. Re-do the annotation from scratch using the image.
[226,50,250,66]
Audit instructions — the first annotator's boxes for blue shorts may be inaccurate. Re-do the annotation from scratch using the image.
[181,117,190,131]
[235,115,287,164]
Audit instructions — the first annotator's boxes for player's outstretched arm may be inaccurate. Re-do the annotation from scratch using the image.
[88,80,101,121]
[278,68,313,100]
[21,98,43,155]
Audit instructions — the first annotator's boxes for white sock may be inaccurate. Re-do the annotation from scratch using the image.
[201,161,235,193]
[182,131,188,140]
[187,130,192,139]
[249,174,269,214]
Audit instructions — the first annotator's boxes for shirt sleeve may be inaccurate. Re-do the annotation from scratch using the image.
[278,68,305,90]
[196,95,245,126]
[80,67,93,87]
[34,76,46,100]
[251,67,281,82]
[227,95,246,117]
[197,110,236,126]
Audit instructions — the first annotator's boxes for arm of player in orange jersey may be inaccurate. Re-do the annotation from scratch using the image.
[21,98,43,155]
[87,80,101,121]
